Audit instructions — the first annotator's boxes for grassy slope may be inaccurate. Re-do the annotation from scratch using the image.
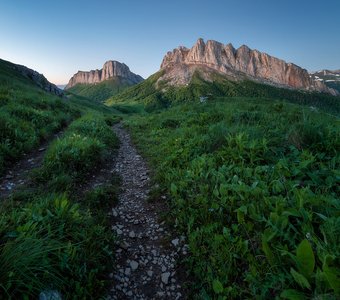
[0,59,123,298]
[66,77,136,102]
[0,59,79,175]
[0,114,120,298]
[126,99,340,299]
[107,71,340,115]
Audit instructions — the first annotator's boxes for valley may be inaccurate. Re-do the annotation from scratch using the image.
[0,37,339,300]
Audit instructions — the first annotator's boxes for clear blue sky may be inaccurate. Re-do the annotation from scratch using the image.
[1,0,339,84]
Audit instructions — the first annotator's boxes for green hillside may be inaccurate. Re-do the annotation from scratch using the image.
[0,58,124,175]
[0,59,122,298]
[107,71,340,115]
[0,59,79,175]
[66,77,137,102]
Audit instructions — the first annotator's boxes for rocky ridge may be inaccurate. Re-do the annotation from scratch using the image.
[159,38,338,95]
[13,63,63,96]
[310,69,340,93]
[66,61,143,89]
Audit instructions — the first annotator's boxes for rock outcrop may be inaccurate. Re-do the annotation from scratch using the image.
[13,64,63,96]
[160,38,337,95]
[65,61,143,89]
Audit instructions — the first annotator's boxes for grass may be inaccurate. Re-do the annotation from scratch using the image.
[66,77,138,102]
[107,71,340,115]
[32,113,119,192]
[0,59,80,175]
[0,113,120,298]
[0,58,123,298]
[2,55,339,298]
[125,98,340,299]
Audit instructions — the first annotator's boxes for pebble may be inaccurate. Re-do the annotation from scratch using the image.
[161,272,171,285]
[129,260,139,270]
[172,238,180,247]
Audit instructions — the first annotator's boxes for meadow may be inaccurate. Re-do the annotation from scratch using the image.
[1,55,339,298]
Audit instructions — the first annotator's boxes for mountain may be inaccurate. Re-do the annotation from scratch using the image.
[65,60,143,102]
[310,69,340,93]
[0,58,63,96]
[106,39,339,114]
[159,38,337,95]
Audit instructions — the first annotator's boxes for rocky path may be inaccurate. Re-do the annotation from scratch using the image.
[0,131,62,199]
[107,124,186,300]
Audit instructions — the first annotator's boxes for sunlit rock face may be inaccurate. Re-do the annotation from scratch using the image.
[66,61,143,89]
[160,38,337,95]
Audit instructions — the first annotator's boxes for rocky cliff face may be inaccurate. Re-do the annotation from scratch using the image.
[13,64,63,96]
[160,38,337,95]
[65,61,143,89]
[311,69,340,93]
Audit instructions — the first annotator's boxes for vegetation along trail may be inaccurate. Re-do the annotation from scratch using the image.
[0,131,63,199]
[107,123,185,300]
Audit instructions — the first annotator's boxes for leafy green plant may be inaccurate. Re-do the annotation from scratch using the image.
[125,98,339,298]
[0,194,115,298]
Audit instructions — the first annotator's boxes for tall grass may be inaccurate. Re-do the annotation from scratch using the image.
[0,195,114,298]
[0,59,79,175]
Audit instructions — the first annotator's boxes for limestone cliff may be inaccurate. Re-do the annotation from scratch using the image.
[160,38,337,95]
[65,61,143,89]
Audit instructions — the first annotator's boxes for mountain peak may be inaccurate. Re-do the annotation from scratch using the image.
[65,60,143,89]
[159,38,337,95]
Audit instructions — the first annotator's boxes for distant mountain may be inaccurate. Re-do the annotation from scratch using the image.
[65,60,143,102]
[159,38,337,95]
[0,58,63,96]
[310,69,340,93]
[57,84,67,90]
[106,39,339,114]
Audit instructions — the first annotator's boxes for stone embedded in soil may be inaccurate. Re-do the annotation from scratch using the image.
[107,124,183,299]
[171,238,179,247]
[161,272,171,284]
[130,260,139,270]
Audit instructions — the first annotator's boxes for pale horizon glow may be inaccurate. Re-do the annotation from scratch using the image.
[1,0,339,85]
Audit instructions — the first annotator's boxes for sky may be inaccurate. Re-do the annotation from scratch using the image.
[0,0,339,85]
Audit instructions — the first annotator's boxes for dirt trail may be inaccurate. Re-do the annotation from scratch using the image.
[0,132,62,199]
[107,124,186,300]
